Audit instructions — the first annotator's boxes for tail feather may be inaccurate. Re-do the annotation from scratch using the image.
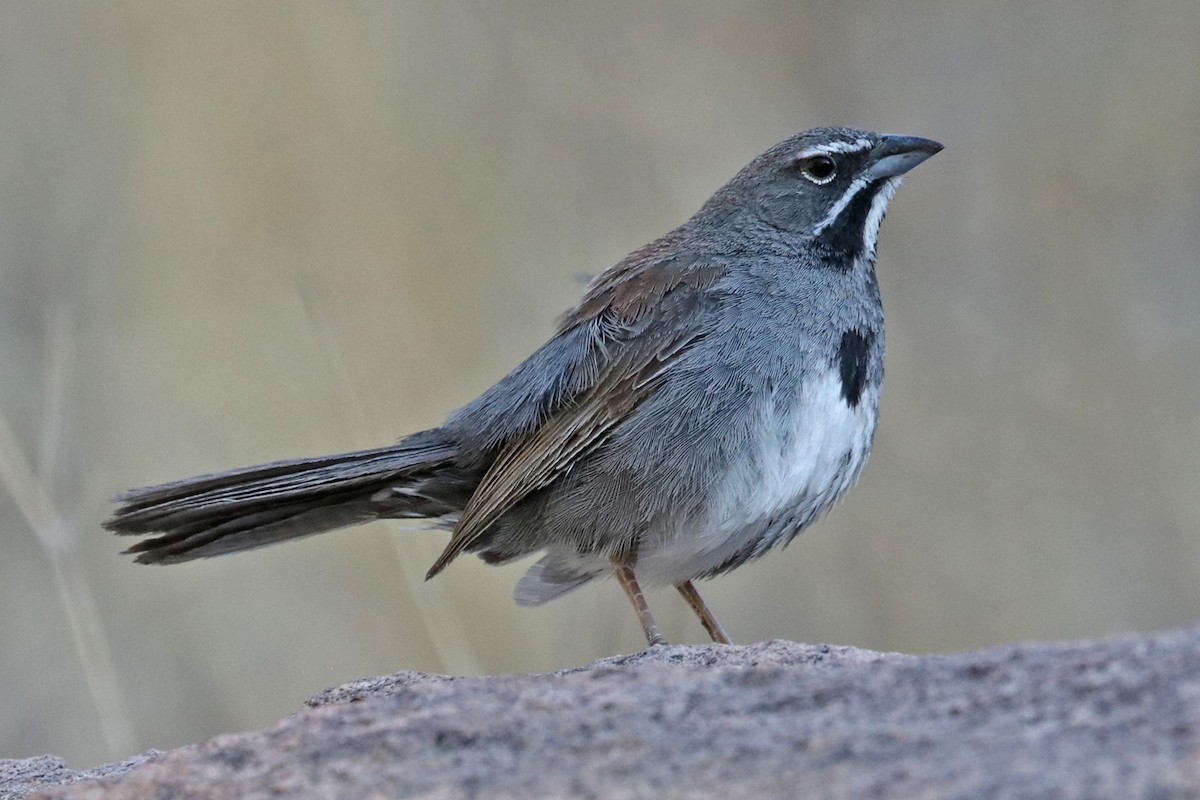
[122,502,382,564]
[107,431,475,564]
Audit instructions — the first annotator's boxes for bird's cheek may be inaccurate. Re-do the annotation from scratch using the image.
[755,191,811,234]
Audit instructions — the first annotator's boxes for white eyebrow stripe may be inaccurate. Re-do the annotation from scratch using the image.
[793,138,874,159]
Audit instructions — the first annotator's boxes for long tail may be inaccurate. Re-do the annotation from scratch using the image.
[106,430,476,564]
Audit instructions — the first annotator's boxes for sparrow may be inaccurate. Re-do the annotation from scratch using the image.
[107,127,942,647]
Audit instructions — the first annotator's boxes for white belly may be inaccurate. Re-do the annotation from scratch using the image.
[638,369,878,585]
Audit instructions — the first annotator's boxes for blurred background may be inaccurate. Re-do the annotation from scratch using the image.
[2,0,1198,769]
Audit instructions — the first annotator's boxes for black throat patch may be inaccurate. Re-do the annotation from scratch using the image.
[838,329,876,407]
[816,178,889,269]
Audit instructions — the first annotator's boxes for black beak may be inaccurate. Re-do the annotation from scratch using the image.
[866,135,943,180]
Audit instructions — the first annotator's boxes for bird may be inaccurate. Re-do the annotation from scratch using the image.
[106,127,941,647]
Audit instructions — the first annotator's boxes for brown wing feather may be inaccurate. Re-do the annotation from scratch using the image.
[425,250,724,578]
[561,248,726,330]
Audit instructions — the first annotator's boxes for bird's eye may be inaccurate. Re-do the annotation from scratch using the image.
[796,155,837,185]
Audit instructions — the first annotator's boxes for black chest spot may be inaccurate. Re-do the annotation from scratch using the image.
[838,329,875,408]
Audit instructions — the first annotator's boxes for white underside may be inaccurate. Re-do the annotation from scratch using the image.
[635,369,876,585]
[513,363,879,605]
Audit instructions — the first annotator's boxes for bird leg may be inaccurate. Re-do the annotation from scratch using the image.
[612,557,666,647]
[676,580,733,644]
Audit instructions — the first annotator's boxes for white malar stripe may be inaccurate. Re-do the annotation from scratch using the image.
[861,177,901,259]
[811,173,871,236]
[811,174,903,251]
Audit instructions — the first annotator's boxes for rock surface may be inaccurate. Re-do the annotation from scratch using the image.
[6,627,1200,799]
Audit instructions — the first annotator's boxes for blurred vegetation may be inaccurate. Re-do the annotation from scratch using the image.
[2,0,1199,769]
